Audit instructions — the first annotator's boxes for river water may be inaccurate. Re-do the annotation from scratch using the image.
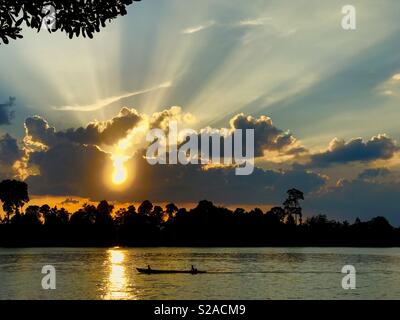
[0,247,399,299]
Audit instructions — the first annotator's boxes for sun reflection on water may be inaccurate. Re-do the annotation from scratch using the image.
[103,249,135,300]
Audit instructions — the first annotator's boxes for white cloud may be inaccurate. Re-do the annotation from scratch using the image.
[238,17,270,27]
[182,21,215,34]
[53,81,173,112]
[392,73,400,81]
[376,73,400,98]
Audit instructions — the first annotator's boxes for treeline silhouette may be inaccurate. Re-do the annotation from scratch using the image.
[0,179,399,247]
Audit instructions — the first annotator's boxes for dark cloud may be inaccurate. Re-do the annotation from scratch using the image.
[358,167,391,180]
[24,116,58,147]
[303,135,398,168]
[175,114,306,161]
[64,107,143,145]
[127,151,326,204]
[0,133,22,179]
[230,114,303,157]
[60,198,80,205]
[0,97,16,125]
[26,142,111,197]
[27,144,326,205]
[25,107,142,147]
[307,176,400,226]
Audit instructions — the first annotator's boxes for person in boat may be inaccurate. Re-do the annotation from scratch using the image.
[147,265,151,271]
[191,265,197,273]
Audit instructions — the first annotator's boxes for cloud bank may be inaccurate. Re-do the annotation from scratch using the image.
[1,107,400,224]
[303,135,398,168]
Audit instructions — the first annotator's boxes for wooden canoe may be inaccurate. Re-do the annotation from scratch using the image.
[137,267,206,274]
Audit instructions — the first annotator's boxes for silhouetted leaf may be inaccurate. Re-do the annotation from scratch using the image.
[15,18,24,27]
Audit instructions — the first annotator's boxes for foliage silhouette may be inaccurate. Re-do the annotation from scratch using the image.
[0,0,141,45]
[0,179,29,224]
[0,179,400,247]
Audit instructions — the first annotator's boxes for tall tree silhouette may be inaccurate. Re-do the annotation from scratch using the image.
[0,0,141,45]
[165,203,178,220]
[152,205,164,226]
[21,205,41,226]
[96,200,114,225]
[283,188,304,224]
[39,204,52,224]
[138,200,153,216]
[0,179,29,223]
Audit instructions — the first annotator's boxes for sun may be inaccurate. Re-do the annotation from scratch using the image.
[111,155,128,185]
[108,122,148,187]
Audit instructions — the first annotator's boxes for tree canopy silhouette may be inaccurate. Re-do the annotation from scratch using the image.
[0,179,399,247]
[0,179,29,223]
[0,0,141,45]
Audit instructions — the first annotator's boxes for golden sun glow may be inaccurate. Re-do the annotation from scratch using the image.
[112,155,129,185]
[109,121,150,186]
[110,249,125,264]
[103,249,135,299]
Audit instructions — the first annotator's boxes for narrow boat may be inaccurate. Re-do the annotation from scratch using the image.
[137,267,206,274]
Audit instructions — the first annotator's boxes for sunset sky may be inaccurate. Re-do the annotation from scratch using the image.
[1,0,400,223]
